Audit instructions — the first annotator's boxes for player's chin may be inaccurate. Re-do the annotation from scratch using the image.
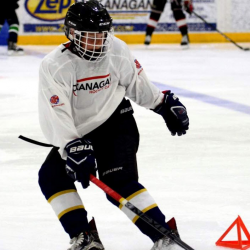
[87,46,102,52]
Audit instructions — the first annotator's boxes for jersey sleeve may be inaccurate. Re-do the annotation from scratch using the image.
[38,58,79,159]
[118,43,164,109]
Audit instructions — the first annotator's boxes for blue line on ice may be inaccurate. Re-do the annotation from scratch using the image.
[153,81,250,116]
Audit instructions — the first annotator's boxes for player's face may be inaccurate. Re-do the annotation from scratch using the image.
[81,32,105,51]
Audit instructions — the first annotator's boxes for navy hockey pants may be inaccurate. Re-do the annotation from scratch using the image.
[39,98,171,242]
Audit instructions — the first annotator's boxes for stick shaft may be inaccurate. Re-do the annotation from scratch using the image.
[19,135,54,147]
[90,174,123,202]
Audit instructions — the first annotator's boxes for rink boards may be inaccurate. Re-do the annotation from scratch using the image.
[1,0,250,45]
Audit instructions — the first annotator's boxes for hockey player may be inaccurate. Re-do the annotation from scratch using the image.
[38,1,189,250]
[0,0,24,55]
[144,0,193,47]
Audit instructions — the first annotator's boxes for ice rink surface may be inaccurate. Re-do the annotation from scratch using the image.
[0,42,250,250]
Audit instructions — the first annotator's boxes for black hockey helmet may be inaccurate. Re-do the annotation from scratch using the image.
[64,0,112,37]
[64,0,113,61]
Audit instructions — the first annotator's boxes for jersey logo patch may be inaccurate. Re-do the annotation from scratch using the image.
[50,95,65,108]
[50,95,59,104]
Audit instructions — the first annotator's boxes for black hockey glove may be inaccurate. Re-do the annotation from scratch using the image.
[153,90,189,136]
[65,138,96,189]
[183,0,194,14]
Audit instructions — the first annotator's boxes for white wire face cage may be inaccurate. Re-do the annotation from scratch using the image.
[71,28,114,62]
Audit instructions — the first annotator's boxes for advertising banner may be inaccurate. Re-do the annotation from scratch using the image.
[23,0,75,33]
[22,0,216,34]
[102,0,216,32]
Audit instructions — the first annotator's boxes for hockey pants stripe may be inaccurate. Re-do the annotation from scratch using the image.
[48,189,85,219]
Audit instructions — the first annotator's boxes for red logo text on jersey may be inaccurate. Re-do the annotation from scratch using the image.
[50,95,59,104]
[74,73,111,95]
[134,59,143,75]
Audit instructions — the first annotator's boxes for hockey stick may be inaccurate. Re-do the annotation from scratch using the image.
[90,174,195,250]
[192,11,250,51]
[18,135,194,249]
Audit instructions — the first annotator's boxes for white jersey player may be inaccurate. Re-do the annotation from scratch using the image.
[38,1,189,250]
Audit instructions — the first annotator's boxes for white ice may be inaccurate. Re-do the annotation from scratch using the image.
[0,43,250,250]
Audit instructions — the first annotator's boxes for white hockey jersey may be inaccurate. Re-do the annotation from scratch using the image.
[38,36,163,159]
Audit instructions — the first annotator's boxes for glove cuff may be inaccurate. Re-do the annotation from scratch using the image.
[151,90,171,114]
[65,138,82,152]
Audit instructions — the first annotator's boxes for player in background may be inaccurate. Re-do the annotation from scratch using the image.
[38,1,189,250]
[0,0,24,55]
[144,0,193,48]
